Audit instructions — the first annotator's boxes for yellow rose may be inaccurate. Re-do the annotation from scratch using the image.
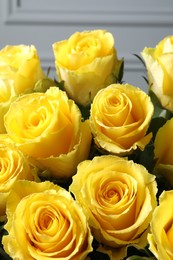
[0,139,35,221]
[90,83,154,155]
[70,155,157,260]
[141,36,173,112]
[2,180,93,260]
[53,30,123,106]
[154,118,173,185]
[4,87,92,179]
[148,190,173,260]
[0,78,16,133]
[0,45,45,94]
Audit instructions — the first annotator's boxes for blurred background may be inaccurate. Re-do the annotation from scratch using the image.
[0,0,173,91]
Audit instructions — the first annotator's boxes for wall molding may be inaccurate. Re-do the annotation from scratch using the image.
[3,0,173,26]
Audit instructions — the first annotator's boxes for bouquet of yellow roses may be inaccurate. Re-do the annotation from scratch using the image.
[0,29,173,260]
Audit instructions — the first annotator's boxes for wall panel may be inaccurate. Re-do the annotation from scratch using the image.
[1,0,173,91]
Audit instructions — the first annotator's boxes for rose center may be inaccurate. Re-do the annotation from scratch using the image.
[101,182,124,204]
[106,189,119,201]
[41,214,53,230]
[76,38,98,52]
[29,109,46,127]
[109,96,120,106]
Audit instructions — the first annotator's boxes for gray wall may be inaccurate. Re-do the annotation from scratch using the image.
[1,0,173,91]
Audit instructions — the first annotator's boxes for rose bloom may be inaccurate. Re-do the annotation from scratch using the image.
[0,44,45,94]
[53,29,123,106]
[70,155,157,260]
[141,35,173,112]
[90,83,154,156]
[0,139,36,221]
[2,180,93,260]
[0,78,16,133]
[148,190,173,260]
[4,87,92,179]
[154,118,173,185]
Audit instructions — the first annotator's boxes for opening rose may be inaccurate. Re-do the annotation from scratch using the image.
[4,86,92,179]
[70,155,157,259]
[53,29,123,106]
[148,190,173,260]
[2,180,93,260]
[0,44,45,94]
[90,83,154,155]
[141,35,173,112]
[0,139,35,221]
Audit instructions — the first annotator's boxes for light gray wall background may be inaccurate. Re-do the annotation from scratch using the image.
[0,0,173,92]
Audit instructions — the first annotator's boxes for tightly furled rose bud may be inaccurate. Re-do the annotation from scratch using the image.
[70,155,157,260]
[53,30,123,106]
[2,180,93,259]
[4,87,92,179]
[148,190,173,260]
[0,44,45,94]
[90,83,154,155]
[141,35,173,112]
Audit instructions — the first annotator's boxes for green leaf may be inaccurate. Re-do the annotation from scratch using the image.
[133,54,146,69]
[38,170,72,190]
[0,222,8,243]
[142,75,148,84]
[46,66,51,77]
[54,79,65,91]
[0,247,12,260]
[88,251,110,260]
[0,222,12,260]
[149,90,173,119]
[133,54,149,85]
[125,245,156,260]
[148,117,167,140]
[77,103,91,121]
[112,58,124,84]
[34,77,59,93]
[116,58,124,83]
